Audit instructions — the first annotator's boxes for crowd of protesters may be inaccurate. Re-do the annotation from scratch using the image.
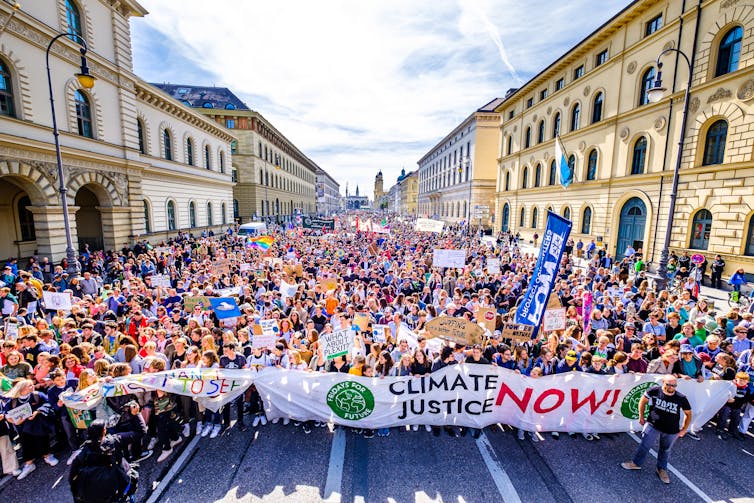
[0,213,751,491]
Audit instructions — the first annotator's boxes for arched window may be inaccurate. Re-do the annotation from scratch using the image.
[136,119,145,154]
[592,92,603,123]
[552,112,561,138]
[520,207,526,227]
[534,164,542,187]
[0,60,15,117]
[549,160,556,185]
[233,199,239,220]
[531,207,538,228]
[563,206,571,221]
[690,209,712,250]
[567,155,576,178]
[74,90,93,138]
[17,195,35,241]
[504,171,510,191]
[143,201,151,234]
[65,0,83,41]
[219,152,225,173]
[202,102,214,108]
[204,145,211,169]
[716,26,743,77]
[189,201,196,228]
[631,137,647,175]
[639,67,656,106]
[186,138,194,166]
[746,216,754,256]
[581,207,592,234]
[524,127,531,148]
[570,103,580,131]
[537,121,545,143]
[207,202,213,226]
[167,200,176,230]
[522,167,529,189]
[703,120,727,166]
[163,129,172,160]
[225,103,236,110]
[506,136,512,155]
[586,149,598,181]
[221,203,227,224]
[501,203,510,232]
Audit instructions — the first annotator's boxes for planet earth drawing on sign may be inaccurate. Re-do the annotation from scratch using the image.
[326,381,375,421]
[620,381,655,419]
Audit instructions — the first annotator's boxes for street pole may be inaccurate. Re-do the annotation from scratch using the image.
[46,32,96,277]
[647,48,693,291]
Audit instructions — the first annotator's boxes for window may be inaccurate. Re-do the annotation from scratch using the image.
[524,127,531,148]
[703,120,727,165]
[540,89,548,100]
[716,26,743,77]
[574,65,584,80]
[17,195,35,241]
[135,120,146,154]
[202,102,214,108]
[186,138,194,166]
[189,201,196,228]
[570,103,580,131]
[563,206,571,221]
[74,90,93,138]
[746,217,754,256]
[219,152,225,173]
[639,67,656,106]
[167,201,176,230]
[508,110,514,120]
[592,92,604,123]
[587,150,598,181]
[233,199,239,220]
[690,209,712,250]
[231,140,238,154]
[537,121,545,143]
[226,119,235,129]
[631,137,647,175]
[504,171,510,191]
[556,78,564,91]
[65,0,83,41]
[204,145,211,169]
[522,167,529,189]
[225,103,236,110]
[596,49,608,66]
[645,14,663,36]
[163,130,172,160]
[534,164,542,187]
[581,207,592,234]
[221,203,227,224]
[549,160,556,186]
[139,200,150,234]
[0,60,15,117]
[568,155,576,177]
[207,203,213,226]
[553,112,561,137]
[506,136,512,155]
[520,207,526,227]
[531,207,538,228]
[526,97,534,108]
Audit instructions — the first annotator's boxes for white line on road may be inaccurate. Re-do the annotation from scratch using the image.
[742,449,754,458]
[145,433,202,503]
[627,432,714,503]
[324,428,346,503]
[475,432,522,503]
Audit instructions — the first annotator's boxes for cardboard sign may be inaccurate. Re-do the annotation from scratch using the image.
[432,249,466,269]
[67,407,94,429]
[501,322,535,343]
[487,258,501,274]
[253,320,278,349]
[415,218,445,233]
[424,316,484,346]
[42,291,72,311]
[6,403,33,423]
[260,319,279,337]
[4,321,18,341]
[543,308,567,332]
[368,244,379,256]
[319,277,338,292]
[239,263,251,272]
[150,274,172,288]
[372,324,389,343]
[211,259,232,276]
[321,329,355,359]
[283,264,304,278]
[477,308,497,333]
[353,313,370,332]
[547,293,562,310]
[183,295,210,312]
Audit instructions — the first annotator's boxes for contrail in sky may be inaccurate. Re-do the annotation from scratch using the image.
[464,0,524,85]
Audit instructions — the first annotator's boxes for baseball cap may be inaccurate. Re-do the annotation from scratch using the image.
[624,322,635,328]
[565,350,578,361]
[679,344,694,354]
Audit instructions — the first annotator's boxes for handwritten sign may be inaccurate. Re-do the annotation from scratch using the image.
[252,320,278,349]
[501,322,535,343]
[487,258,501,274]
[150,274,172,288]
[543,308,566,332]
[477,308,497,333]
[415,218,445,233]
[183,295,210,312]
[4,320,18,341]
[6,403,33,423]
[432,249,466,269]
[284,264,304,278]
[372,324,389,343]
[321,329,355,359]
[42,291,72,311]
[424,316,484,346]
[211,259,232,276]
[319,277,338,292]
[353,313,370,332]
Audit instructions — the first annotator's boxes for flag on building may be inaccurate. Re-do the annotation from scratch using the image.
[555,136,573,188]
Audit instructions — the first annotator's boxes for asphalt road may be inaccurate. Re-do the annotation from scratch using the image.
[1,420,752,503]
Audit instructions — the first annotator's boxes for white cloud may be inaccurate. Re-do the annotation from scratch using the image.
[132,0,627,200]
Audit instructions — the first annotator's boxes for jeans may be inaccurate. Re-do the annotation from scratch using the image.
[156,413,180,450]
[632,423,678,470]
[739,403,754,433]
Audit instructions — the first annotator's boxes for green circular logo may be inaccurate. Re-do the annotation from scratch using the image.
[620,382,655,419]
[326,381,375,421]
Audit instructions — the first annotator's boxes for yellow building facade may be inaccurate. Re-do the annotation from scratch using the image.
[399,170,418,216]
[495,0,754,276]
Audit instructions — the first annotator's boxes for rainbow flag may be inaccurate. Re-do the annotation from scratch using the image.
[247,235,274,251]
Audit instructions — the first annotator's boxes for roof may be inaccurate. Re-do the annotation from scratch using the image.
[150,84,250,111]
[477,97,504,112]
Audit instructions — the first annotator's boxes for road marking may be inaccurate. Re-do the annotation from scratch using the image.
[742,449,754,458]
[324,428,346,503]
[627,432,714,503]
[145,433,201,503]
[475,432,522,503]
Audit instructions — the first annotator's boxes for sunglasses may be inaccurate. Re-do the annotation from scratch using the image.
[664,383,677,388]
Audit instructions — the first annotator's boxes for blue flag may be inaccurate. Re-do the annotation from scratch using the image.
[515,211,572,338]
[555,137,573,188]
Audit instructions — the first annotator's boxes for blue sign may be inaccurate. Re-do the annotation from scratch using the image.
[515,211,572,338]
[208,297,241,320]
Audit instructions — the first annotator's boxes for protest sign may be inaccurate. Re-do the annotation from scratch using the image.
[42,291,72,311]
[415,218,445,233]
[253,320,278,349]
[260,319,279,337]
[321,329,355,359]
[319,277,338,292]
[487,258,501,274]
[239,263,251,272]
[283,264,304,278]
[280,279,299,299]
[424,316,484,346]
[477,308,497,333]
[372,324,389,343]
[502,322,536,343]
[4,320,18,341]
[6,403,33,422]
[208,297,241,319]
[154,246,171,256]
[211,259,231,276]
[217,286,242,298]
[183,295,210,312]
[543,308,566,332]
[67,408,94,429]
[353,313,370,332]
[302,216,335,230]
[432,249,466,269]
[150,274,171,288]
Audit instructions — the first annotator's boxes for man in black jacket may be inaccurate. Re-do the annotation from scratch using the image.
[711,254,725,289]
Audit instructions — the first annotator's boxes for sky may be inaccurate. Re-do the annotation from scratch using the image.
[131,0,628,199]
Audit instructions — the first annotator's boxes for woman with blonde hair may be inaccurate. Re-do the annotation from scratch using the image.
[201,334,217,354]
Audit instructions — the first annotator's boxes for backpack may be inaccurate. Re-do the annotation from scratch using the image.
[72,443,137,503]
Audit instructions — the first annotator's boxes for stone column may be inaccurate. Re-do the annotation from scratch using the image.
[99,206,135,252]
[26,205,79,262]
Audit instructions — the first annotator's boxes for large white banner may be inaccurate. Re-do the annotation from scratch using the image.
[62,367,734,432]
[415,218,445,233]
[432,249,466,269]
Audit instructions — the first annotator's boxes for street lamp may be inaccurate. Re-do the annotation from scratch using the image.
[457,156,472,235]
[646,47,693,291]
[46,32,96,277]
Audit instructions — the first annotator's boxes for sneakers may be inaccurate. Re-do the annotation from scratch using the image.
[272,418,280,424]
[621,461,641,470]
[530,432,540,443]
[252,415,261,428]
[157,448,173,463]
[170,437,183,449]
[148,437,158,450]
[260,415,268,426]
[517,429,525,441]
[134,449,153,462]
[425,425,432,432]
[195,421,203,434]
[412,425,419,431]
[283,418,290,426]
[303,424,312,434]
[17,463,36,480]
[201,423,213,437]
[210,424,222,439]
[67,449,81,466]
[686,431,701,441]
[582,433,594,441]
[551,432,560,439]
[9,468,21,477]
[182,423,191,438]
[363,429,375,439]
[44,455,59,467]
[657,468,670,484]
